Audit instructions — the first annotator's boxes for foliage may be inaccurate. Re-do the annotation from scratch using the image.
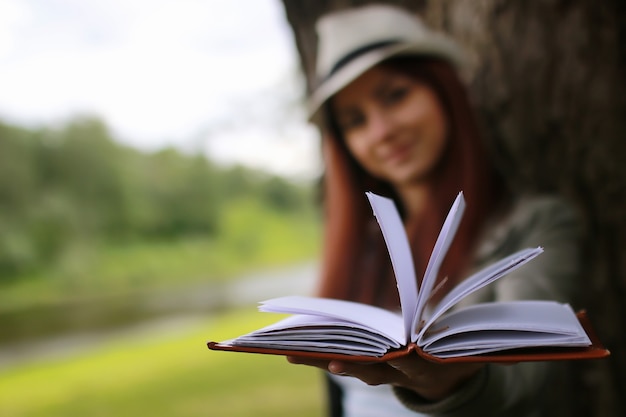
[0,211,320,314]
[0,116,319,281]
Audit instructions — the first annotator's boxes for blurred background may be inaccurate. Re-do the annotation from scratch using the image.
[0,0,324,416]
[2,0,625,416]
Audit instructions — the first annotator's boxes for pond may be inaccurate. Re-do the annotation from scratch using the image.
[0,262,318,370]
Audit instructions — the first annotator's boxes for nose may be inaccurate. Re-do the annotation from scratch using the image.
[365,108,394,144]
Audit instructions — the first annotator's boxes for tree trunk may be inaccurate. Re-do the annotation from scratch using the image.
[280,1,626,416]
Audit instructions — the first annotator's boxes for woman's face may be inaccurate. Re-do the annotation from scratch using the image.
[332,64,449,189]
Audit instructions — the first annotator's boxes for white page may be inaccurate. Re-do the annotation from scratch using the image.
[419,247,544,339]
[259,295,405,344]
[418,301,590,350]
[228,314,395,356]
[427,333,578,351]
[412,192,465,342]
[425,331,590,355]
[233,341,387,356]
[243,315,402,348]
[366,192,418,343]
[236,336,391,354]
[217,335,387,356]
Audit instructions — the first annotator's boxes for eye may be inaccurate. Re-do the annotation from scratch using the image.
[381,85,409,106]
[336,111,365,132]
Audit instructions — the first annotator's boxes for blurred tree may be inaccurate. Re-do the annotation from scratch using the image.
[142,150,221,237]
[280,1,625,416]
[259,175,307,212]
[0,123,39,274]
[38,116,131,237]
[0,114,316,279]
[218,165,261,201]
[0,123,37,211]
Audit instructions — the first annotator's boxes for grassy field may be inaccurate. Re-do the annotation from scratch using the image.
[0,200,324,416]
[0,204,321,310]
[0,308,324,417]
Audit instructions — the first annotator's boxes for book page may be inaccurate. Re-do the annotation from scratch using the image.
[259,295,406,344]
[412,192,465,342]
[227,314,402,356]
[418,301,591,357]
[245,315,402,348]
[419,247,544,339]
[366,192,418,343]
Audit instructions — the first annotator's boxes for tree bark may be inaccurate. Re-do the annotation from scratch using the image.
[280,1,626,416]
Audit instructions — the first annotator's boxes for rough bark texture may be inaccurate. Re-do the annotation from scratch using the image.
[280,1,625,416]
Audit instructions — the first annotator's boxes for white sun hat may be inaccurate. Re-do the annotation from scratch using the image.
[308,4,464,124]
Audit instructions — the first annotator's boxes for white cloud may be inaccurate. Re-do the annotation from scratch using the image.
[0,0,320,178]
[0,0,28,57]
[207,125,321,180]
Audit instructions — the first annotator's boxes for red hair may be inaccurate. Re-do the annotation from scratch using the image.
[317,58,509,308]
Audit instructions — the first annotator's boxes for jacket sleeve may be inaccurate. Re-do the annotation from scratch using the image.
[392,196,583,416]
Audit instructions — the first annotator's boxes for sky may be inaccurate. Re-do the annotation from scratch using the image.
[0,0,321,179]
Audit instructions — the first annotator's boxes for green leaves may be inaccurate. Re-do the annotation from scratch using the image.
[0,116,318,279]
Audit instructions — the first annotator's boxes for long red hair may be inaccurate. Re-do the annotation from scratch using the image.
[317,57,509,308]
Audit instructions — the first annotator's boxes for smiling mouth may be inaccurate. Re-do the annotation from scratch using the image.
[384,143,413,164]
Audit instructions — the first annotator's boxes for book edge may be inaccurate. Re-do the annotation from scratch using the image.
[207,311,610,364]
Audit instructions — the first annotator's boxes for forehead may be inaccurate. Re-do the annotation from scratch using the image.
[331,64,409,109]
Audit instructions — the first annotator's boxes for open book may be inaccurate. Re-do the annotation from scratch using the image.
[208,192,609,363]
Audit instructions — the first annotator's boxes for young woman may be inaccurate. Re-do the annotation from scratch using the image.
[287,4,582,417]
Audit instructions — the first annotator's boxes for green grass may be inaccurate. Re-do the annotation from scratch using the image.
[0,200,324,415]
[0,308,324,417]
[0,203,321,310]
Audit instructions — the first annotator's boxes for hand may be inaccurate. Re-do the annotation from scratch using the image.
[287,354,484,401]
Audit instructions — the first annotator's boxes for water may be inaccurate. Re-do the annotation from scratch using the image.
[0,262,318,370]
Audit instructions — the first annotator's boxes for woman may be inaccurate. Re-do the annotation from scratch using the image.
[287,4,583,417]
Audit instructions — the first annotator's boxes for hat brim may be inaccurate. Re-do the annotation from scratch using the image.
[308,39,463,125]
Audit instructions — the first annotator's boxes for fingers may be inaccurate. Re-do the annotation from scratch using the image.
[387,354,434,382]
[287,353,486,401]
[286,356,331,371]
[328,361,408,386]
[287,356,404,386]
[388,355,426,373]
